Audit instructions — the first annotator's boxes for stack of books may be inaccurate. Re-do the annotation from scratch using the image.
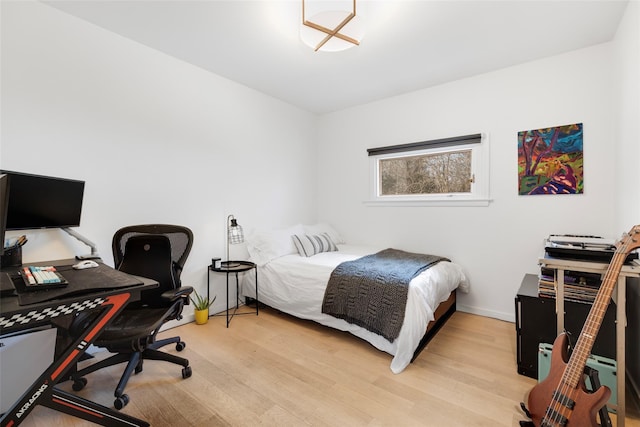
[538,267,602,303]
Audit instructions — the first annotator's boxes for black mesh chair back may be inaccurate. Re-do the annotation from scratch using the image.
[117,235,176,308]
[113,224,193,308]
[70,224,194,410]
[113,224,192,276]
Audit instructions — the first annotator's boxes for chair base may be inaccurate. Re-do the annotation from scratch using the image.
[71,335,191,409]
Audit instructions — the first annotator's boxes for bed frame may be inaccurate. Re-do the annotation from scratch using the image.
[411,290,457,362]
[246,289,457,364]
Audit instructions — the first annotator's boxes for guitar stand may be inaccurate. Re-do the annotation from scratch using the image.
[519,365,612,427]
[584,365,612,427]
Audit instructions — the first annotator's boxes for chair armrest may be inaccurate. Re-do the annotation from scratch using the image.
[160,286,194,303]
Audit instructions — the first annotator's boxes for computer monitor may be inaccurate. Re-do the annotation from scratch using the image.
[0,174,9,256]
[0,170,85,231]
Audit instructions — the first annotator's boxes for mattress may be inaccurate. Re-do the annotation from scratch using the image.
[241,245,469,373]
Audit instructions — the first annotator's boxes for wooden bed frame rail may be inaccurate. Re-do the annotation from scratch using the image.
[411,290,457,363]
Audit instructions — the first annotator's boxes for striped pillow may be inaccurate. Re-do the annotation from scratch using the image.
[292,233,338,257]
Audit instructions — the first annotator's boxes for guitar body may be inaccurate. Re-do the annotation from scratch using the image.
[527,333,611,426]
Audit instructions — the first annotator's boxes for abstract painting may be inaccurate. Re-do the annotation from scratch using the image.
[518,123,583,195]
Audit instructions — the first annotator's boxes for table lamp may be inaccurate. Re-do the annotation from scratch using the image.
[224,214,244,268]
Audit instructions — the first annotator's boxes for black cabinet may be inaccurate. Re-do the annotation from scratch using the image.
[515,273,617,379]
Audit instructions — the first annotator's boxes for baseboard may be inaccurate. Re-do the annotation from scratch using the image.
[457,304,515,323]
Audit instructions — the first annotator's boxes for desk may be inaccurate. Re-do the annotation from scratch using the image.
[0,259,157,427]
[539,256,640,427]
[207,261,257,327]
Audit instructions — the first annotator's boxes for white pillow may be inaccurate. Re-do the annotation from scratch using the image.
[292,233,338,257]
[302,223,345,244]
[246,224,303,266]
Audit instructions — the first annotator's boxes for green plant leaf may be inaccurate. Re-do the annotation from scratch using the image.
[190,290,216,310]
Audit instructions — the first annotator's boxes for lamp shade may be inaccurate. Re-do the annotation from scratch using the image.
[228,218,244,244]
[225,215,244,267]
[301,0,365,52]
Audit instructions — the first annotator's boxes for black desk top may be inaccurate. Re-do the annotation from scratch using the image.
[0,259,157,333]
[0,259,156,427]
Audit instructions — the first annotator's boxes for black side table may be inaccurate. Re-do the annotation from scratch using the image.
[207,261,258,327]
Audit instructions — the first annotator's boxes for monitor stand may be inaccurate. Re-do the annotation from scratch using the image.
[62,227,100,260]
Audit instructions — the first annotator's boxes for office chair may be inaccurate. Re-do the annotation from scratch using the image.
[70,224,194,409]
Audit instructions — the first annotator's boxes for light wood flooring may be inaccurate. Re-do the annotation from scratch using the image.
[19,308,640,426]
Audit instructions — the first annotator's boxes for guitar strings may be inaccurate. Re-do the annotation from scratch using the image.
[543,233,631,425]
[541,231,633,426]
[544,253,621,426]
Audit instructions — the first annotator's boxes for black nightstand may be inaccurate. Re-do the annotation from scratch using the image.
[207,261,258,327]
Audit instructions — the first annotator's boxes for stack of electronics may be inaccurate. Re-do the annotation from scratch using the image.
[544,234,638,264]
[539,234,639,303]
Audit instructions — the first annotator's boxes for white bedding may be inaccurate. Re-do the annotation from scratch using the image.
[241,244,469,373]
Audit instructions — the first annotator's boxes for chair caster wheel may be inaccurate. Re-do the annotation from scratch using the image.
[182,366,192,379]
[72,378,88,391]
[114,394,129,410]
[176,341,186,351]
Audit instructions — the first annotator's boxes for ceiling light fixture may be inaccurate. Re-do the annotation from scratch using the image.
[300,0,365,52]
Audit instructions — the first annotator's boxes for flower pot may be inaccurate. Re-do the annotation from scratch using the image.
[194,309,209,325]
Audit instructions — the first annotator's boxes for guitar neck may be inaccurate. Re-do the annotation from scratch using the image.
[560,250,625,388]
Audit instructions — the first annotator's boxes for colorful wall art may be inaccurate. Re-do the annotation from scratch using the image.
[517,123,583,195]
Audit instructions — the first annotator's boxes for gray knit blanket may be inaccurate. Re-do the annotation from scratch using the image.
[321,248,449,342]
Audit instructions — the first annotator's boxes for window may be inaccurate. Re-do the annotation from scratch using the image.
[366,133,490,206]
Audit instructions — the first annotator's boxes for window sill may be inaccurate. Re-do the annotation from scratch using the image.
[363,198,492,207]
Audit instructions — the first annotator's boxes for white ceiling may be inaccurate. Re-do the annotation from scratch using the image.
[43,0,629,114]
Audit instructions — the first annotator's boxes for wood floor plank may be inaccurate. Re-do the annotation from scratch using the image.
[14,309,640,426]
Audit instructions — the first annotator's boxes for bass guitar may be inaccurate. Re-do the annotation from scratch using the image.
[525,225,640,426]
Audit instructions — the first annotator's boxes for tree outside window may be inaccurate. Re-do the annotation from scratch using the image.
[379,150,472,196]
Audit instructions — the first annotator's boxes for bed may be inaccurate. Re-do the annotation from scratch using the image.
[240,224,470,374]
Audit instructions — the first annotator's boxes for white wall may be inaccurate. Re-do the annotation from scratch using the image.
[316,43,618,321]
[0,1,318,318]
[2,1,637,325]
[614,0,640,231]
[612,0,640,398]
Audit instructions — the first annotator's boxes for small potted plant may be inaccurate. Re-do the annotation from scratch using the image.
[191,290,216,325]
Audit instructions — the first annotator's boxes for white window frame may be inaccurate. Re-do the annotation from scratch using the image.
[365,133,491,207]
